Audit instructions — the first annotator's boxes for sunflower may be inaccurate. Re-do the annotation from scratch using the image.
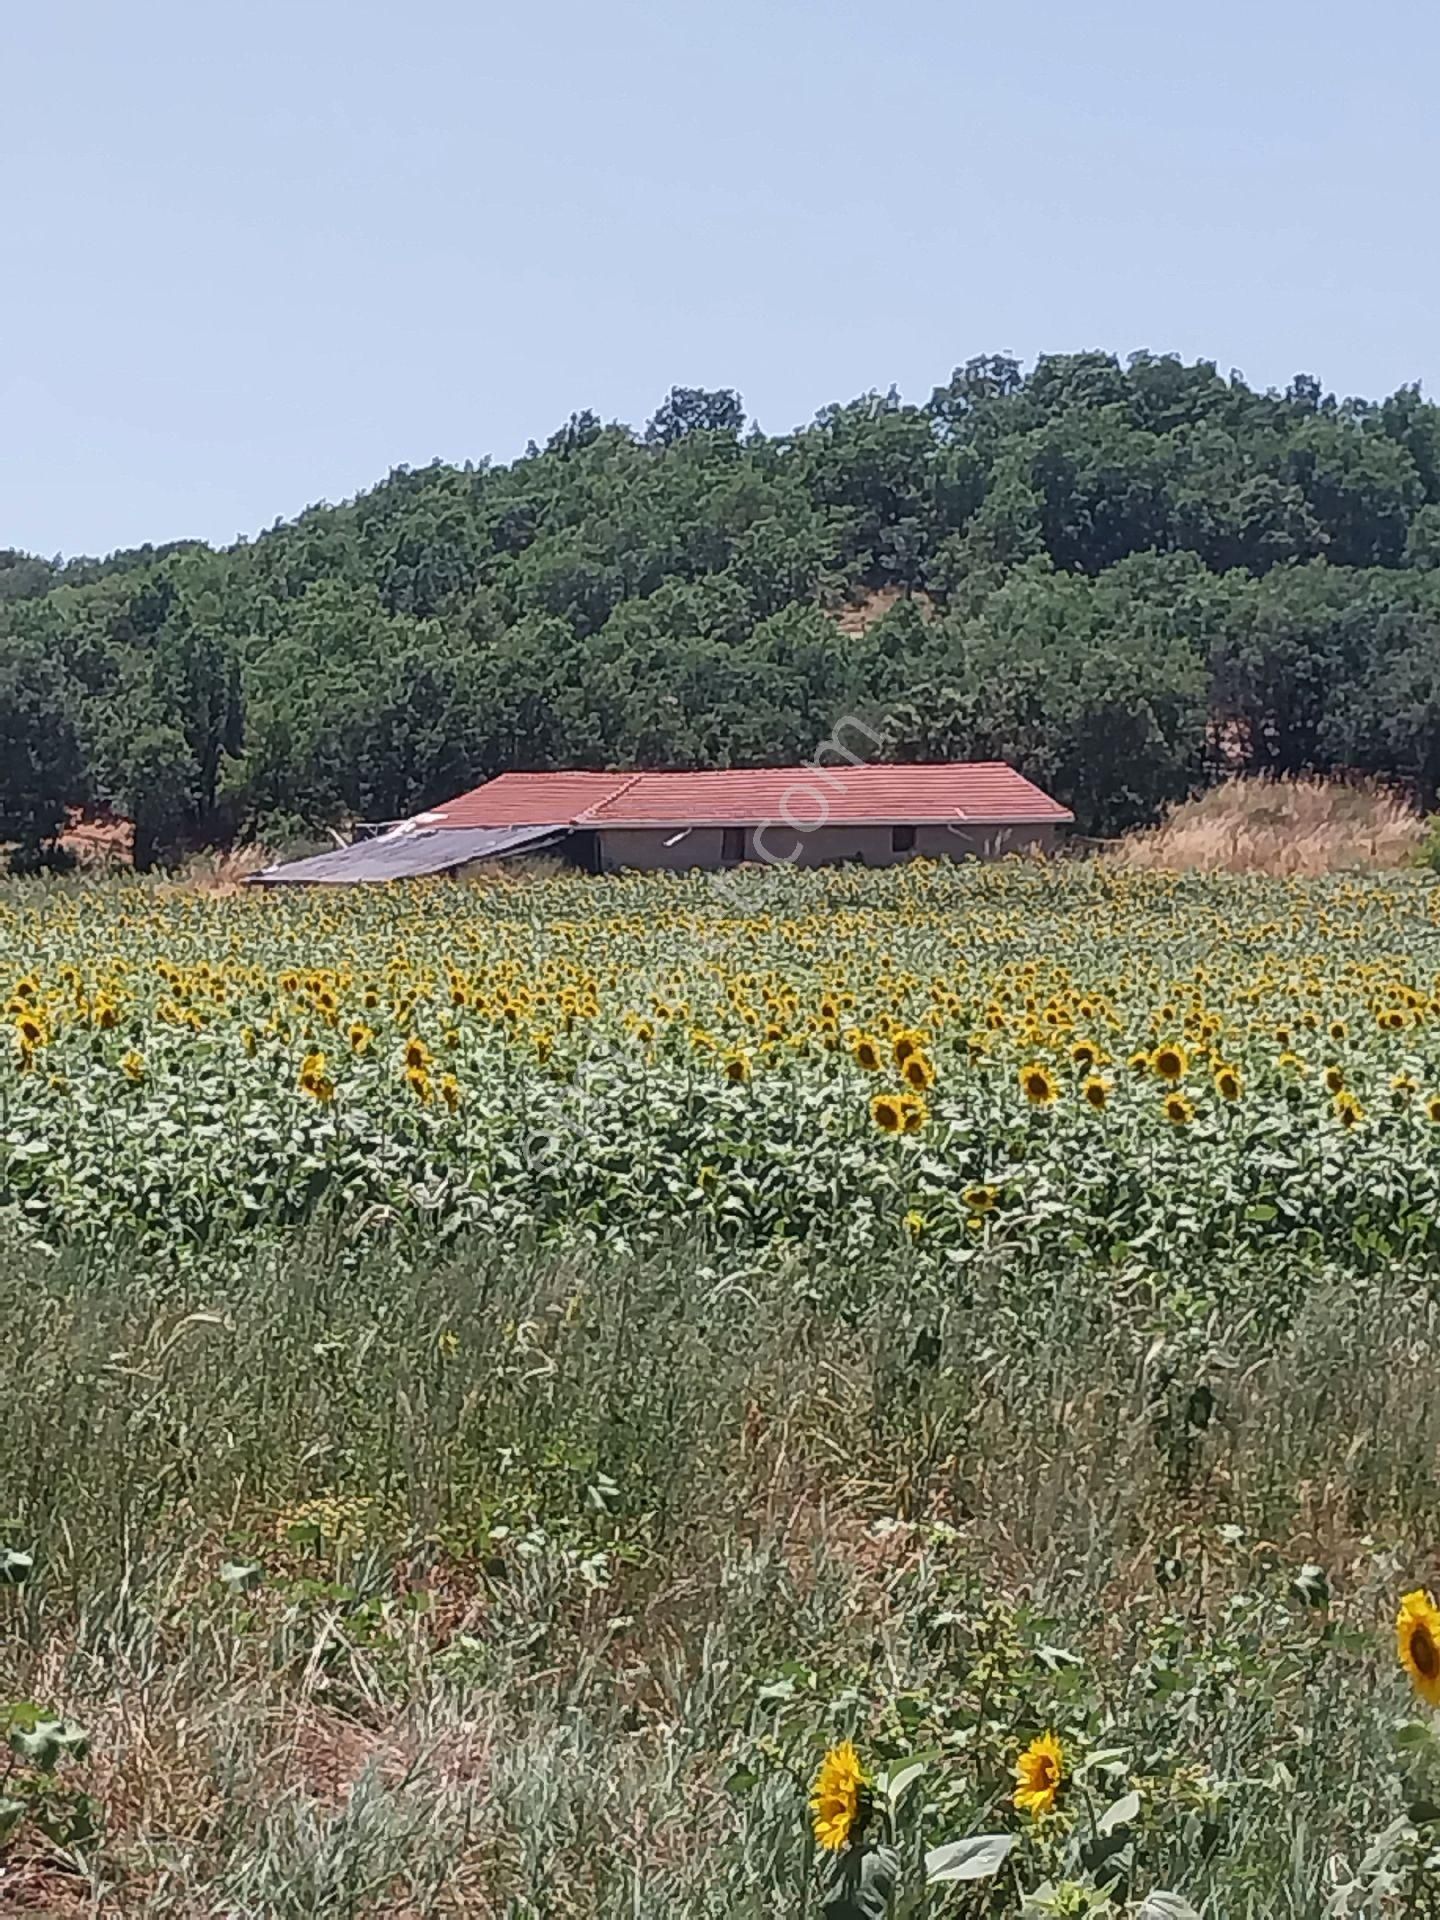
[404,1036,431,1073]
[1214,1064,1242,1102]
[871,1093,903,1133]
[1428,1095,1440,1124]
[1328,1018,1347,1043]
[1151,1043,1188,1083]
[440,1073,461,1113]
[1324,1063,1345,1094]
[852,1033,883,1073]
[893,1030,922,1068]
[1333,1090,1364,1128]
[902,1051,935,1091]
[723,1049,751,1085]
[1082,1074,1110,1110]
[1014,1731,1063,1818]
[1163,1091,1195,1127]
[963,1184,997,1212]
[121,1050,145,1082]
[298,1051,335,1103]
[1019,1062,1059,1106]
[899,1091,928,1133]
[810,1740,868,1853]
[15,1012,45,1050]
[1127,1049,1150,1074]
[1071,1038,1098,1070]
[349,1022,373,1054]
[1399,1590,1440,1707]
[406,1065,432,1104]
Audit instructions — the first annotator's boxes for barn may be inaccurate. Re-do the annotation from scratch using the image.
[251,762,1072,884]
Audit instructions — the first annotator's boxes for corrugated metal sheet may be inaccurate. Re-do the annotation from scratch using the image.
[249,824,562,885]
[429,763,1072,829]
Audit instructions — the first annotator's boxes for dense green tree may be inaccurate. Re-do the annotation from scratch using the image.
[6,349,1440,862]
[0,646,85,867]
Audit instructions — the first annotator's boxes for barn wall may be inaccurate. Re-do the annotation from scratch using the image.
[597,827,730,872]
[597,822,1063,872]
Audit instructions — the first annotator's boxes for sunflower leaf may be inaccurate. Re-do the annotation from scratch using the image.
[818,1842,900,1918]
[925,1832,1016,1883]
[1097,1788,1142,1835]
[1137,1895,1201,1920]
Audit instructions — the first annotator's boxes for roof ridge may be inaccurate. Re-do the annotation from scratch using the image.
[577,771,644,823]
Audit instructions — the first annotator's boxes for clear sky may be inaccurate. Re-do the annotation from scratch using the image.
[7,0,1439,558]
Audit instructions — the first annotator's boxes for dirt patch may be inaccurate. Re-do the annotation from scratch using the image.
[831,587,934,636]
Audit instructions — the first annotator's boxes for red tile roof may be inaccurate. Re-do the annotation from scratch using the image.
[422,772,638,828]
[426,764,1071,829]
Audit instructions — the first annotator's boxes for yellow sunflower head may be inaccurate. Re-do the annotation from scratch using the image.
[1427,1094,1440,1125]
[1127,1049,1150,1074]
[963,1183,997,1212]
[898,1091,928,1133]
[1151,1042,1188,1083]
[298,1050,335,1103]
[404,1036,431,1073]
[1014,1730,1063,1819]
[724,1049,752,1084]
[1214,1064,1242,1102]
[902,1051,935,1091]
[1082,1074,1110,1110]
[1071,1039,1098,1070]
[871,1093,904,1134]
[1019,1062,1058,1107]
[853,1033,883,1073]
[1333,1090,1364,1128]
[1324,1063,1345,1094]
[1163,1091,1195,1127]
[1399,1590,1440,1707]
[809,1740,869,1853]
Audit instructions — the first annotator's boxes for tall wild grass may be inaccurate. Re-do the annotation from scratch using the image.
[1,1229,1437,1914]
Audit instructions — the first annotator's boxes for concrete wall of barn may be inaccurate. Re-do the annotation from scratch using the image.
[595,822,1062,872]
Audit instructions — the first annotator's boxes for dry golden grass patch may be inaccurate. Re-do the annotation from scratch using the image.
[1111,775,1425,874]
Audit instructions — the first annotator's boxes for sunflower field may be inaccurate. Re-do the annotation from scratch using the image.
[5,858,1440,1272]
[5,859,1440,1915]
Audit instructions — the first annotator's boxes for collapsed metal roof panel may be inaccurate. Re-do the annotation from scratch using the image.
[249,824,563,885]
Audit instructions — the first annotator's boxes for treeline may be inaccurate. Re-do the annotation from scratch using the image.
[4,352,1440,867]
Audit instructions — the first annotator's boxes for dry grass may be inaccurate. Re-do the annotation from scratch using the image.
[1110,775,1426,875]
[176,845,277,893]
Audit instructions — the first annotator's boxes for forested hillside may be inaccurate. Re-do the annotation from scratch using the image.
[5,350,1440,867]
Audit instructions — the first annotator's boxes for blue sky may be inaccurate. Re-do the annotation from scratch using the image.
[6,0,1439,557]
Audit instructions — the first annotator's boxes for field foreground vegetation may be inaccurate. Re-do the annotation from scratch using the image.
[4,859,1440,1915]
